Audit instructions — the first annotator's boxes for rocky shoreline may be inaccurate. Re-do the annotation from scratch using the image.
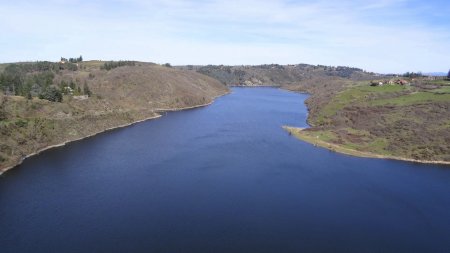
[283,126,450,166]
[0,92,230,176]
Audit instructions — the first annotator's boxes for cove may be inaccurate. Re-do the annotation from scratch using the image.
[1,87,450,253]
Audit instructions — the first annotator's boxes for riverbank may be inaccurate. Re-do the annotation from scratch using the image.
[283,126,450,165]
[0,91,230,176]
[0,61,230,175]
[0,114,161,175]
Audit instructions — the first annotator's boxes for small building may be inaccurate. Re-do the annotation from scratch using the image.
[395,79,409,85]
[63,86,73,95]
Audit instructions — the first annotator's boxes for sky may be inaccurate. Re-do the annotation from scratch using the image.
[0,0,449,73]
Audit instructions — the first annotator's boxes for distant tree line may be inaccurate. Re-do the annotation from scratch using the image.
[324,66,364,78]
[403,72,423,78]
[255,64,285,70]
[101,61,136,70]
[61,55,83,63]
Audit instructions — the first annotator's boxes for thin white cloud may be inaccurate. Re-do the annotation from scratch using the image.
[0,0,448,73]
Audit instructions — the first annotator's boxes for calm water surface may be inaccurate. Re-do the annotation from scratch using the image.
[1,88,450,253]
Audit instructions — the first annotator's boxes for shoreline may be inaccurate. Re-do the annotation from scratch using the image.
[0,91,230,176]
[283,126,450,166]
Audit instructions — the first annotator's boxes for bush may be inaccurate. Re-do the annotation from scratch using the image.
[15,119,28,128]
[83,82,92,96]
[39,86,63,102]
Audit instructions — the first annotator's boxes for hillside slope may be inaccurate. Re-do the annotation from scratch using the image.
[284,79,450,163]
[0,62,229,172]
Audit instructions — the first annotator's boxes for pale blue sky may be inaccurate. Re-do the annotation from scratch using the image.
[0,0,449,73]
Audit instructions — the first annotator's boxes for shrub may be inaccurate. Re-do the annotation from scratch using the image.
[39,86,63,102]
[15,119,28,128]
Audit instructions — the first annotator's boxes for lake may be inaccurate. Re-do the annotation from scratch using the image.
[1,87,449,253]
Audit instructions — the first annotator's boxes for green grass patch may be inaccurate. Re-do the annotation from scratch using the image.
[316,84,448,124]
[369,92,450,106]
[426,79,450,86]
[313,130,336,142]
[429,86,450,94]
[315,84,409,125]
[355,84,407,93]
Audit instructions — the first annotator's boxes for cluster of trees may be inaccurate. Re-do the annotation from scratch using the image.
[0,62,91,102]
[403,72,423,78]
[38,86,62,102]
[0,64,55,98]
[60,56,83,63]
[58,80,91,97]
[323,66,364,78]
[1,61,77,73]
[101,61,136,70]
[256,64,285,70]
[447,69,450,80]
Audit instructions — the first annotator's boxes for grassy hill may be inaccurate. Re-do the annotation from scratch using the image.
[0,61,229,172]
[284,79,450,163]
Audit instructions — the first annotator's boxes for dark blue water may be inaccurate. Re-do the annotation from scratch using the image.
[1,88,450,253]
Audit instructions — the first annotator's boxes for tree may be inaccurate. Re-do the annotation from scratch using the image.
[0,95,7,121]
[83,81,91,96]
[447,69,450,80]
[39,86,62,102]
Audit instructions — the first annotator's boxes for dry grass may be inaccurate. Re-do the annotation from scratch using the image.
[0,63,229,172]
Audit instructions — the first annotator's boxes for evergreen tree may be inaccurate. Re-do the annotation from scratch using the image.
[83,81,91,96]
[39,86,62,102]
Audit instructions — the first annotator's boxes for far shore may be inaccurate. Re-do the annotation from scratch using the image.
[229,84,281,88]
[0,91,230,176]
[283,126,450,166]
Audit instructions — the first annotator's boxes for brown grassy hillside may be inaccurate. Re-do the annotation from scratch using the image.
[0,62,229,172]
